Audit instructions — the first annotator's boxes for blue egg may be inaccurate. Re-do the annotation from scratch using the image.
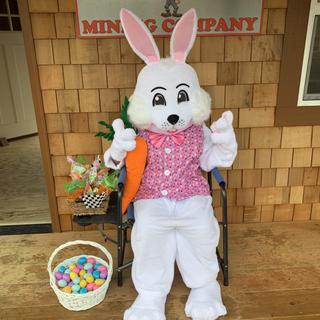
[94,263,102,270]
[77,256,87,265]
[73,276,80,284]
[92,270,100,279]
[58,265,66,273]
[84,263,93,270]
[80,288,88,294]
[57,279,67,288]
[71,284,80,292]
[64,269,71,274]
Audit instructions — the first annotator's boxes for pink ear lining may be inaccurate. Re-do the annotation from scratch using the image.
[120,9,160,64]
[171,9,197,62]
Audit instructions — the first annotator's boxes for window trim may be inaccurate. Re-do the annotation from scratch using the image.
[298,0,320,106]
[275,0,320,126]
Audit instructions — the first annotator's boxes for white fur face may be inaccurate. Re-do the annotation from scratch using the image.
[128,58,211,133]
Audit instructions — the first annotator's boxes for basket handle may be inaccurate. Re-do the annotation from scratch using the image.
[47,240,113,283]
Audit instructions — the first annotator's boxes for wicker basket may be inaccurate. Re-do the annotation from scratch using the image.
[48,240,113,311]
[68,197,109,216]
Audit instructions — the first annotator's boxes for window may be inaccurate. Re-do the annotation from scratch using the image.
[0,0,21,31]
[298,0,320,106]
[275,0,320,126]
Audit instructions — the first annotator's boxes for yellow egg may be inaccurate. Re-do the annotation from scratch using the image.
[95,279,105,286]
[86,275,94,283]
[80,280,87,288]
[62,286,72,294]
[70,271,77,280]
[69,263,76,271]
[79,269,86,277]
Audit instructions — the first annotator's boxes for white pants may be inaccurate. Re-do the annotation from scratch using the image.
[131,195,220,298]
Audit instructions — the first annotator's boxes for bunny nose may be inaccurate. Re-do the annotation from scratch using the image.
[167,114,179,125]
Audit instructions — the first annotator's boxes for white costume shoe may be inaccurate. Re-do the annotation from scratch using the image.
[185,282,227,320]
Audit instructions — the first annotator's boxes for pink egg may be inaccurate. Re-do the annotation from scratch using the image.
[86,283,95,291]
[68,281,74,287]
[87,257,96,265]
[77,264,84,270]
[55,272,63,280]
[62,274,70,282]
[93,284,100,291]
[97,266,107,272]
[73,267,80,274]
[87,268,94,274]
[100,271,107,279]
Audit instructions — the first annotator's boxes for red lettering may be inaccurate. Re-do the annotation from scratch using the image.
[145,19,157,33]
[204,18,216,32]
[82,20,98,34]
[97,20,106,33]
[242,17,258,31]
[106,19,121,34]
[162,18,176,32]
[229,17,243,31]
[215,18,229,32]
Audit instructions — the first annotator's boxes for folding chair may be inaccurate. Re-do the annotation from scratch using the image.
[74,166,229,286]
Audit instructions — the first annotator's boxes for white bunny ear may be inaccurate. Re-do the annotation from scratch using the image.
[170,8,198,62]
[120,8,160,64]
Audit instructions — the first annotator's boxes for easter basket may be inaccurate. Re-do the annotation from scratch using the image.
[48,240,113,311]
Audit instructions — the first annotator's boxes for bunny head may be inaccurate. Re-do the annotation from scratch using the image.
[120,8,211,133]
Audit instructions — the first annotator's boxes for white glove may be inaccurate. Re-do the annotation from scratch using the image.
[107,119,137,162]
[210,111,236,149]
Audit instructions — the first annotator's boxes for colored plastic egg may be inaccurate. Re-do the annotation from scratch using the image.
[57,279,67,288]
[79,269,86,277]
[92,270,100,279]
[79,280,87,288]
[100,271,107,279]
[80,288,88,294]
[87,268,94,274]
[62,273,70,282]
[73,267,80,274]
[62,286,72,294]
[58,265,66,273]
[97,265,107,272]
[94,263,102,270]
[73,276,80,284]
[69,263,77,271]
[84,263,93,270]
[86,275,94,283]
[87,257,96,264]
[64,269,71,274]
[93,285,100,290]
[70,271,77,280]
[55,271,63,280]
[68,281,74,287]
[77,257,87,265]
[95,279,105,286]
[87,283,95,291]
[71,284,80,292]
[77,264,84,270]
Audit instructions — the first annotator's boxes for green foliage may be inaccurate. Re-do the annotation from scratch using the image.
[74,155,87,165]
[95,96,137,141]
[64,179,86,193]
[102,170,119,190]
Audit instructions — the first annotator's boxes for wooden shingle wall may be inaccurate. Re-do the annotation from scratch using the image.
[28,0,320,231]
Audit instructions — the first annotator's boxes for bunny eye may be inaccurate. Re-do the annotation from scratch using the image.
[177,90,189,104]
[153,93,166,106]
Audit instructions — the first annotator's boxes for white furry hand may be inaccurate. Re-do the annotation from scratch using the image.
[210,111,236,146]
[108,119,136,162]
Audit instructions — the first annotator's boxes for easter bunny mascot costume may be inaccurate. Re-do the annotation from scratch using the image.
[104,8,237,320]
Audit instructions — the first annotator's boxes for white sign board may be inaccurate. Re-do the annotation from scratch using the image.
[76,0,264,38]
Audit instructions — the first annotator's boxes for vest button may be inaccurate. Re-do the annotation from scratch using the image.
[164,170,170,176]
[161,190,168,196]
[165,148,171,154]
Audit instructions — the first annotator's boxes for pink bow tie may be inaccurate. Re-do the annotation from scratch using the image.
[149,131,185,148]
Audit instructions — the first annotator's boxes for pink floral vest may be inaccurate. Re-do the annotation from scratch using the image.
[135,125,210,201]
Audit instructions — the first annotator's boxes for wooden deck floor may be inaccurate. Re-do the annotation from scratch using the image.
[0,222,320,320]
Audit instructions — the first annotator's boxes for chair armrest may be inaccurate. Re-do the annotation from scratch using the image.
[211,167,226,189]
[118,166,127,191]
